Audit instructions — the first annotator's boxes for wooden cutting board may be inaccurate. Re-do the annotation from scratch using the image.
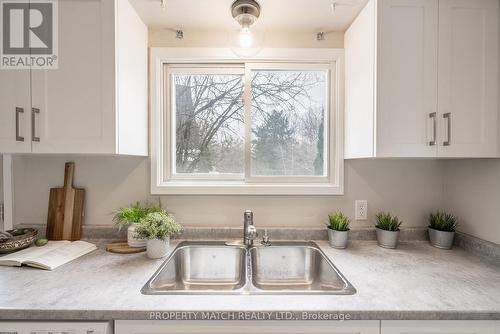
[46,162,85,241]
[106,241,146,254]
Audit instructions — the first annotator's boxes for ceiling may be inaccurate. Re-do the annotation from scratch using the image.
[129,0,368,32]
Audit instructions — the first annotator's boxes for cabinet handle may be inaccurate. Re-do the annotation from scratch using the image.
[15,107,25,142]
[443,112,451,146]
[428,112,436,146]
[32,108,40,142]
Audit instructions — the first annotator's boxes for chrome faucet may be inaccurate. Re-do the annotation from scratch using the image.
[243,210,257,246]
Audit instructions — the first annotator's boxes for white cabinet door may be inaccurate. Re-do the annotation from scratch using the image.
[437,0,498,157]
[0,322,112,334]
[344,0,376,159]
[0,70,31,153]
[31,0,115,154]
[116,320,380,334]
[382,320,497,334]
[376,0,438,157]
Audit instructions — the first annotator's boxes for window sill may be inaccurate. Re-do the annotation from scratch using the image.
[151,181,344,195]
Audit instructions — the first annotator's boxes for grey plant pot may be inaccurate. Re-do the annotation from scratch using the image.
[327,229,349,249]
[376,228,400,249]
[428,227,455,249]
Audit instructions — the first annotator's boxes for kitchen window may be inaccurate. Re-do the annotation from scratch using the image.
[151,49,344,195]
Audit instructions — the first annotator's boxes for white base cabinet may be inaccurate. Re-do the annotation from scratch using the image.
[382,321,498,334]
[0,0,148,155]
[0,322,112,334]
[345,0,499,158]
[116,320,500,334]
[116,320,379,334]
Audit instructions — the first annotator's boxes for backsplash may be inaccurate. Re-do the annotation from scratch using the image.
[13,155,444,229]
[0,155,3,231]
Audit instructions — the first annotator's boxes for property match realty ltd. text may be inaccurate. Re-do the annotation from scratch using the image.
[149,311,352,321]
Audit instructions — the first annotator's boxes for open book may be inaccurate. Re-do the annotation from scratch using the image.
[0,240,96,270]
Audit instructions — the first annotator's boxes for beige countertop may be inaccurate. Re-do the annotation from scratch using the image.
[0,240,499,321]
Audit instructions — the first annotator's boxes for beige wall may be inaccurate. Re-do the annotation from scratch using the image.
[9,30,500,245]
[10,31,446,233]
[149,29,344,48]
[13,155,444,229]
[0,155,3,231]
[443,159,500,245]
[0,155,3,202]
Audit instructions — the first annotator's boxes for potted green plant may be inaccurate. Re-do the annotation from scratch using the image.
[327,211,350,249]
[113,201,164,248]
[135,211,182,259]
[428,212,458,249]
[375,212,402,249]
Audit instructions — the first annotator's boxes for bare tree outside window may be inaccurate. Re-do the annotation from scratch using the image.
[173,73,244,174]
[251,70,327,176]
[171,68,328,178]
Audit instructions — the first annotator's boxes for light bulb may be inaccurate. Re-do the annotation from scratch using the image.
[239,27,253,48]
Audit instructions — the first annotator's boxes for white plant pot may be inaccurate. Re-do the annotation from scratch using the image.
[327,229,349,249]
[376,228,400,249]
[127,225,146,248]
[146,238,170,259]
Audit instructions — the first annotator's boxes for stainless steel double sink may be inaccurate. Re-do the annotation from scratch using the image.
[141,241,356,295]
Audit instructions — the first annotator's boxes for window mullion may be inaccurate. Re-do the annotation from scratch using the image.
[243,64,252,181]
[164,66,173,181]
[169,71,176,178]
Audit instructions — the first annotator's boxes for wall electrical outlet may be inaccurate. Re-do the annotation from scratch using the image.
[355,200,368,220]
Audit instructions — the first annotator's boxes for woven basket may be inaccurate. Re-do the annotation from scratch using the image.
[0,228,38,254]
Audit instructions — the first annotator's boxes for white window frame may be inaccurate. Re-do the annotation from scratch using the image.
[150,48,344,195]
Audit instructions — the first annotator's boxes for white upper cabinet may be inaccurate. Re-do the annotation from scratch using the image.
[31,0,114,154]
[344,0,377,158]
[0,70,31,153]
[345,0,499,158]
[377,0,438,158]
[0,0,148,155]
[437,0,499,157]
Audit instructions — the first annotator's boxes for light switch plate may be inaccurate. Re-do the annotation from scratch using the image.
[355,200,368,220]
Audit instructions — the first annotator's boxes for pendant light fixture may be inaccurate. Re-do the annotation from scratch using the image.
[231,0,261,49]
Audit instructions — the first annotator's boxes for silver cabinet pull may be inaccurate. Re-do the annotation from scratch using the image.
[428,112,436,146]
[15,107,24,142]
[31,107,40,142]
[443,112,451,146]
